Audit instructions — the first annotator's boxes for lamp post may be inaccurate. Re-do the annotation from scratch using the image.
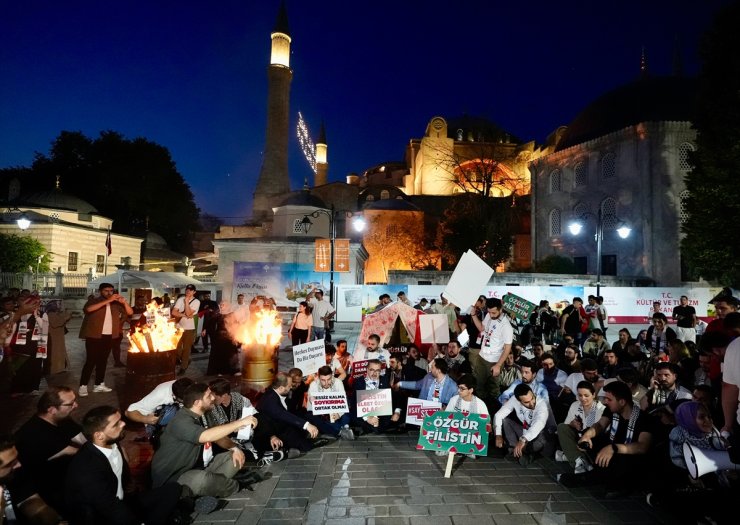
[568,208,631,297]
[300,206,365,304]
[4,207,31,230]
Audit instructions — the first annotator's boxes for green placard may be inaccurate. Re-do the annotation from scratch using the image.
[416,411,491,456]
[502,293,537,321]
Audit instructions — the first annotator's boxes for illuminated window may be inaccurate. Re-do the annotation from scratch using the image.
[574,162,587,187]
[679,143,695,171]
[380,190,390,200]
[600,197,617,230]
[67,252,79,272]
[96,255,105,273]
[366,195,375,202]
[679,190,690,223]
[549,169,561,193]
[601,153,616,179]
[549,208,561,237]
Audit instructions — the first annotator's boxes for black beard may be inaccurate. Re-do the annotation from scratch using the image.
[105,430,126,445]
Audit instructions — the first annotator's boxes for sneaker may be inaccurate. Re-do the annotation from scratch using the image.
[435,450,447,457]
[338,426,355,441]
[574,456,593,474]
[555,450,568,462]
[194,496,219,514]
[257,450,285,467]
[93,383,112,393]
[466,454,477,460]
[78,385,88,397]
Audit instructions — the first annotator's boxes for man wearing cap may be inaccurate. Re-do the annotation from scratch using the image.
[172,284,200,375]
[706,287,739,335]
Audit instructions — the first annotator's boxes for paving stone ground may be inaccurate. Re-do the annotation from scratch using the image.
[1,320,680,524]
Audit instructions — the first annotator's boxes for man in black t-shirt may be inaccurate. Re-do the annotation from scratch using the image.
[12,386,85,517]
[559,381,654,495]
[672,295,697,344]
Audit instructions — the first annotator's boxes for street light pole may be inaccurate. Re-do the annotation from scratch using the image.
[595,207,603,297]
[329,206,336,306]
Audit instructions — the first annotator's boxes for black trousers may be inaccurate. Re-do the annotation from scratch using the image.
[80,335,114,386]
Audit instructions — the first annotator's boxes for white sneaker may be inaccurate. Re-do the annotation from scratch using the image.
[574,456,593,474]
[78,385,88,397]
[555,450,568,462]
[93,383,112,393]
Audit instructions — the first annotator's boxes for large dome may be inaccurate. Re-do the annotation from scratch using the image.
[276,189,327,209]
[21,190,98,214]
[446,115,520,143]
[556,76,697,151]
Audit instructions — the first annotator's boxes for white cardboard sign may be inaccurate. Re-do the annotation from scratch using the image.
[356,388,393,417]
[310,391,349,415]
[293,339,326,376]
[443,250,494,309]
[418,314,449,344]
[405,397,442,426]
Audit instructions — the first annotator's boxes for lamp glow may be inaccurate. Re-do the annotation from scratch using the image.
[568,221,583,236]
[351,216,366,232]
[616,225,632,239]
[16,213,31,230]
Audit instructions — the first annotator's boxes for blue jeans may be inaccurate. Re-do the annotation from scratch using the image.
[312,327,325,341]
[307,413,350,437]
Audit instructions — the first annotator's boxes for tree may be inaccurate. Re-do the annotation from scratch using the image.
[533,255,577,274]
[0,233,51,273]
[681,3,740,286]
[1,131,200,254]
[436,194,519,270]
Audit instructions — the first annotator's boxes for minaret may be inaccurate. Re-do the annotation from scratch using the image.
[315,121,328,187]
[253,2,292,222]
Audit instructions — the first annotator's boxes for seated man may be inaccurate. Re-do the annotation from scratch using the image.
[394,358,458,408]
[536,353,568,401]
[494,383,556,465]
[641,362,693,412]
[125,377,194,443]
[444,339,472,382]
[257,372,320,452]
[66,406,182,525]
[446,374,487,415]
[151,383,256,497]
[325,344,348,381]
[582,329,609,359]
[307,366,355,440]
[558,344,581,375]
[354,359,401,433]
[203,378,296,464]
[352,334,392,372]
[599,349,621,379]
[12,386,86,517]
[285,368,309,417]
[560,381,654,496]
[1,435,64,525]
[499,360,549,404]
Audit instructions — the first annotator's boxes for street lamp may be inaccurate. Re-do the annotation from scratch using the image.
[300,206,365,304]
[4,207,31,230]
[568,209,631,296]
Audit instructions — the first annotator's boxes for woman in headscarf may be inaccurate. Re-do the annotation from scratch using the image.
[669,401,726,470]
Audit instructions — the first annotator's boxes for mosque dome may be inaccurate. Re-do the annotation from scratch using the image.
[21,190,98,214]
[363,198,420,212]
[556,76,697,151]
[445,115,520,144]
[276,189,327,209]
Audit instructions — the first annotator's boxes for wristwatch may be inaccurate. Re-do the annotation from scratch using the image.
[519,436,527,444]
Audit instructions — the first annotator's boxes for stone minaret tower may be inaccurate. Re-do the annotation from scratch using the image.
[315,122,328,187]
[252,2,292,222]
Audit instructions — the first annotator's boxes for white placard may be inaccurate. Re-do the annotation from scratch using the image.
[457,329,470,348]
[443,250,494,309]
[236,405,256,441]
[310,391,349,415]
[419,314,449,344]
[356,388,393,418]
[293,339,326,376]
[405,397,442,426]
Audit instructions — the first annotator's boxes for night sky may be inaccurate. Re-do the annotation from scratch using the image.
[0,1,731,224]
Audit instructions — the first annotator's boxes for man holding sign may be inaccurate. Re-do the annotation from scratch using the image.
[468,298,514,407]
[307,366,355,441]
[354,360,401,433]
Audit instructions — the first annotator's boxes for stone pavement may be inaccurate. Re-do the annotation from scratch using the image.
[0,320,679,524]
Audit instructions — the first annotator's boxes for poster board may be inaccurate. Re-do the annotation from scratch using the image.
[405,397,442,426]
[310,391,349,415]
[416,411,490,456]
[293,339,326,376]
[419,314,449,344]
[442,250,494,309]
[356,389,393,418]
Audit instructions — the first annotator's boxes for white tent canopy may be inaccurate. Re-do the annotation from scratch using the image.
[88,270,202,293]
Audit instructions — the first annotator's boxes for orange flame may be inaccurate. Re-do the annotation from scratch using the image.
[128,301,183,353]
[231,308,283,348]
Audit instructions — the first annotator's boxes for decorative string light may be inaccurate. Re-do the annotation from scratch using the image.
[297,111,317,174]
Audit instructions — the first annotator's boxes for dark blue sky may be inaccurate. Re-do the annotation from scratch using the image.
[0,1,731,224]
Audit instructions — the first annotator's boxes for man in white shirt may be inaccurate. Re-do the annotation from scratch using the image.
[307,366,355,440]
[468,298,514,405]
[233,293,250,323]
[352,334,392,373]
[494,383,556,466]
[307,289,335,341]
[720,312,740,462]
[172,284,200,375]
[66,405,181,524]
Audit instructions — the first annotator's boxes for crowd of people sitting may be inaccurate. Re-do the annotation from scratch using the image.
[2,286,740,524]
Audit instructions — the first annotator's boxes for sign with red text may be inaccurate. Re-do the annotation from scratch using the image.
[309,391,349,415]
[351,359,369,379]
[416,411,490,456]
[405,397,442,426]
[356,388,393,418]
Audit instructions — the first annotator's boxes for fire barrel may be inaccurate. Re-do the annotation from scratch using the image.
[241,343,279,392]
[126,349,177,399]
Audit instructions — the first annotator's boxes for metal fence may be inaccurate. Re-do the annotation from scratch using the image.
[0,272,92,297]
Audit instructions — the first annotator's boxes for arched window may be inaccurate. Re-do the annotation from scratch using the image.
[601,153,616,179]
[380,190,390,200]
[600,197,617,230]
[679,190,690,224]
[573,202,589,220]
[549,208,562,237]
[549,169,561,193]
[574,162,587,187]
[365,194,375,202]
[679,143,695,171]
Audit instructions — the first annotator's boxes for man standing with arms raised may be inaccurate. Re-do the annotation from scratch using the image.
[172,284,200,375]
[306,288,335,342]
[468,298,513,408]
[79,282,133,396]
